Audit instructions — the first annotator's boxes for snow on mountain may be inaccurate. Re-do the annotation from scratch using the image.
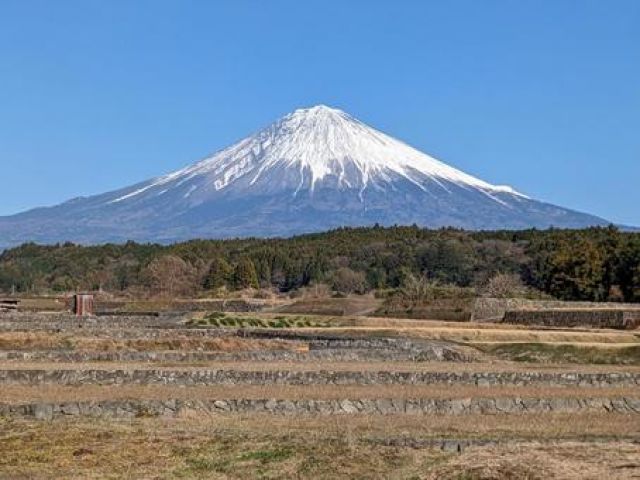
[0,105,610,246]
[109,105,523,205]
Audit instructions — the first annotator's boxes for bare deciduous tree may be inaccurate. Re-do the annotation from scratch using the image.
[482,273,527,298]
[142,255,197,297]
[400,273,442,306]
[331,267,366,295]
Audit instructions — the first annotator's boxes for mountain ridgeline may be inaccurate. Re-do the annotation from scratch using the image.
[0,105,609,247]
[1,226,639,303]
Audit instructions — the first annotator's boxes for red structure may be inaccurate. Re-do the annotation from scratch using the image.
[73,294,94,316]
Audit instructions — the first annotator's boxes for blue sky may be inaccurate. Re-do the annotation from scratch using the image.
[0,0,638,225]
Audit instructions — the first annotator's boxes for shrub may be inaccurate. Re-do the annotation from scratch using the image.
[331,268,367,295]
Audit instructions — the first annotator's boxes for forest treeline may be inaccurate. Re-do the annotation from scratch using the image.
[0,225,638,302]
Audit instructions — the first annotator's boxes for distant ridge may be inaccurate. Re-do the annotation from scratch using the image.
[0,105,610,246]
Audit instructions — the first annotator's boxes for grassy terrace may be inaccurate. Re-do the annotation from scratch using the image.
[2,384,638,403]
[1,415,639,479]
[0,331,303,352]
[1,308,639,479]
[473,342,640,365]
[1,360,640,373]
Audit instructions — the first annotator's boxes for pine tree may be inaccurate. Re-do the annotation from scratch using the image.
[203,256,232,290]
[233,257,259,289]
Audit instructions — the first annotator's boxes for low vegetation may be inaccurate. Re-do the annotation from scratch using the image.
[2,384,637,403]
[0,331,300,352]
[474,342,640,365]
[189,312,330,329]
[1,416,638,479]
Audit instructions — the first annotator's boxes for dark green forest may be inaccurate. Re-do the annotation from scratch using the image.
[0,225,639,302]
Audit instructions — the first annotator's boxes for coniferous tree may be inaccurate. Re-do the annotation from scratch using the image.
[1,226,640,302]
[203,256,232,290]
[233,257,259,289]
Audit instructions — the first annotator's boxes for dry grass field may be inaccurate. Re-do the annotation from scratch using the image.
[2,384,638,403]
[1,415,639,479]
[1,307,639,479]
[2,359,640,373]
[0,331,301,352]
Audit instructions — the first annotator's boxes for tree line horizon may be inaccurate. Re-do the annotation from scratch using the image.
[0,225,638,303]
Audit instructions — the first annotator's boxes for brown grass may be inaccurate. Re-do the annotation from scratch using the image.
[0,415,638,479]
[273,295,381,316]
[2,384,638,403]
[218,312,640,343]
[472,342,640,365]
[422,441,640,480]
[12,296,66,312]
[0,331,301,352]
[3,359,640,373]
[195,411,640,439]
[2,310,639,478]
[312,324,640,344]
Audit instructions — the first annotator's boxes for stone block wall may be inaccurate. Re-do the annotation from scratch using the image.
[503,309,640,330]
[1,369,638,387]
[472,297,640,327]
[2,396,639,420]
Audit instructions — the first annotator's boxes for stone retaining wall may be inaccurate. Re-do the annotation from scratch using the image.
[2,396,638,420]
[0,312,186,330]
[503,309,640,330]
[472,297,640,326]
[96,299,266,313]
[2,369,638,387]
[0,323,468,361]
[240,330,423,350]
[0,349,429,363]
[0,325,243,339]
[238,331,467,361]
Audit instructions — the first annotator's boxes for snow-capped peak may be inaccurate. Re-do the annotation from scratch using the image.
[110,104,525,204]
[4,104,611,248]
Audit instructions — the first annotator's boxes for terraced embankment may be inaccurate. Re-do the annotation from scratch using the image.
[1,367,639,387]
[1,311,640,479]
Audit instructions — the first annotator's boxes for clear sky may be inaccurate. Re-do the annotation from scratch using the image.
[0,0,638,225]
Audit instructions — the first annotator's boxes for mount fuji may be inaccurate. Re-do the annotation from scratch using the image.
[0,105,609,246]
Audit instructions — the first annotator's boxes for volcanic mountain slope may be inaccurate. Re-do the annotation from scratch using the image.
[0,105,608,246]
